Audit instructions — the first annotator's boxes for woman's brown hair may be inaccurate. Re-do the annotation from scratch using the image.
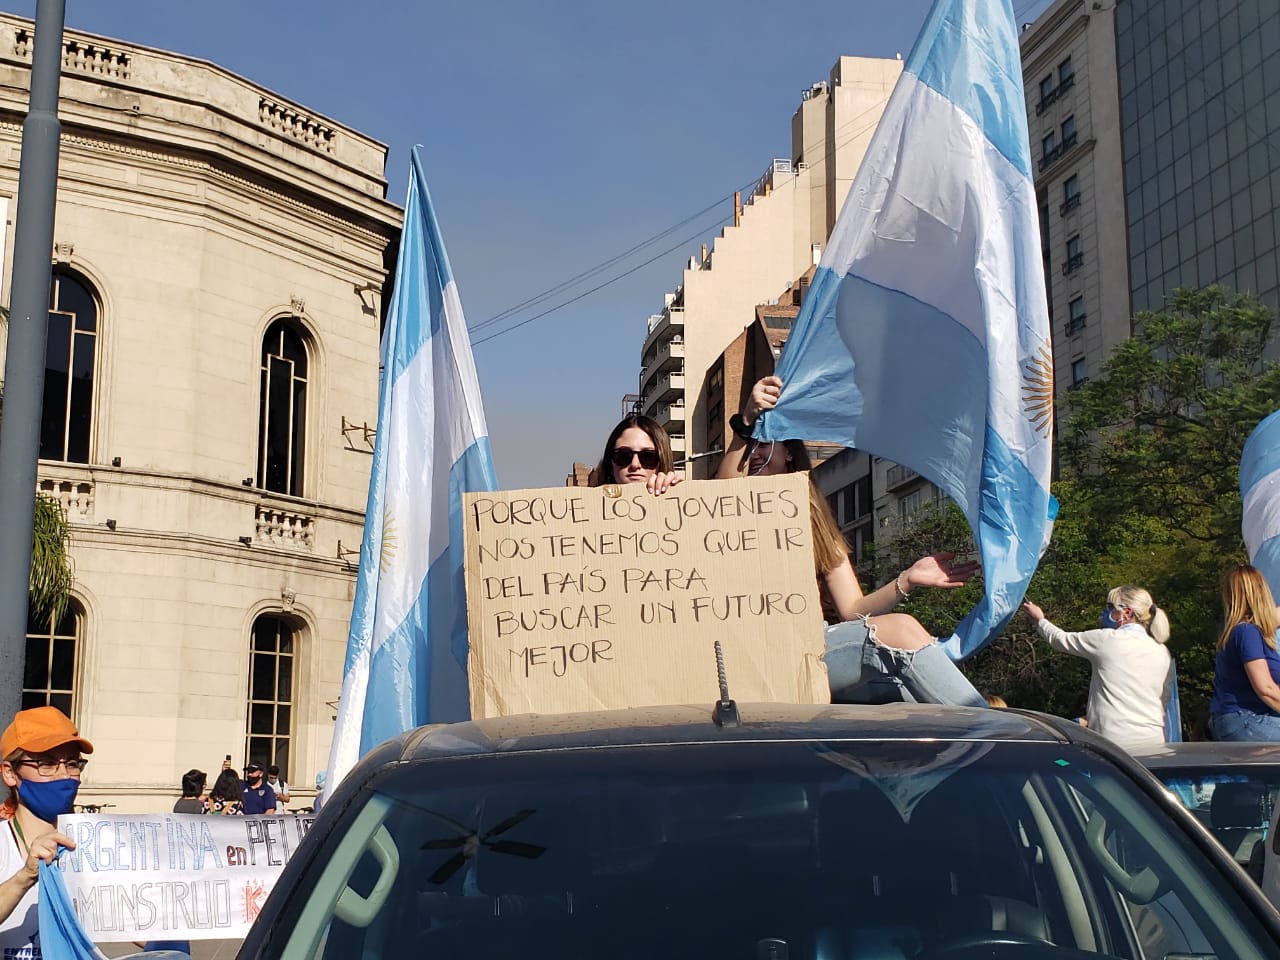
[591,415,675,486]
[780,440,849,575]
[1218,564,1280,651]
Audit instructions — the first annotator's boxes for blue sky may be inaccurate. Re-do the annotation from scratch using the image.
[14,0,1051,488]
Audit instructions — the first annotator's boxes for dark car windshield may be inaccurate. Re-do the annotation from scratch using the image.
[258,739,1275,960]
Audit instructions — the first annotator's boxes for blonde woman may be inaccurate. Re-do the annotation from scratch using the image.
[719,376,985,707]
[1208,564,1280,742]
[1023,586,1172,750]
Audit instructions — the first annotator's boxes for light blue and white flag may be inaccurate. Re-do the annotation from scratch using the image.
[1241,410,1280,598]
[759,0,1055,659]
[328,146,498,785]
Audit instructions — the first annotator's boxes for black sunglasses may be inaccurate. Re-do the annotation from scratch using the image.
[611,447,660,470]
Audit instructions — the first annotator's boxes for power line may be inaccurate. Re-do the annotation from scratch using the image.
[468,76,939,345]
[467,188,741,335]
[472,214,733,347]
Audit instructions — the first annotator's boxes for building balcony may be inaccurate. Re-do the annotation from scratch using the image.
[641,337,685,381]
[668,433,687,459]
[642,371,685,414]
[641,307,685,359]
[885,463,920,491]
[1062,252,1084,275]
[653,399,686,436]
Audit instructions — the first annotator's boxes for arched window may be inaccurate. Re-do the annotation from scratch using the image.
[24,601,83,716]
[257,319,308,496]
[41,271,98,463]
[246,614,296,777]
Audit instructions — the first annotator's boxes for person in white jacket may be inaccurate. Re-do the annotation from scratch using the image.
[1023,586,1173,750]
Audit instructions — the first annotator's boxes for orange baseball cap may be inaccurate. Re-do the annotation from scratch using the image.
[0,706,94,759]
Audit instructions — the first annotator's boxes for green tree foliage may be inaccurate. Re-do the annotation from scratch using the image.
[1060,286,1280,549]
[29,491,73,621]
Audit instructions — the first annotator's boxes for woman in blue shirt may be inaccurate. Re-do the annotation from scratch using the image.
[1209,564,1280,741]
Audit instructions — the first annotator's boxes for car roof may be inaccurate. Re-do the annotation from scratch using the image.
[1132,740,1280,769]
[391,702,1078,764]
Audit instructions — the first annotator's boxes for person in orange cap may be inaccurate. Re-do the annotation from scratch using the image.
[0,706,87,958]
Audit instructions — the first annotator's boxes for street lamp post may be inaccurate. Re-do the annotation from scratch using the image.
[0,0,68,721]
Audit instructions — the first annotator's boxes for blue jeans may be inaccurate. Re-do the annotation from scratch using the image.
[1209,710,1280,742]
[824,617,987,708]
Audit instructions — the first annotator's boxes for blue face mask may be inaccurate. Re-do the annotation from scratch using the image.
[1100,608,1120,629]
[18,777,80,823]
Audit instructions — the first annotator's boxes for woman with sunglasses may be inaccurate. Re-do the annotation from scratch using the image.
[1207,564,1280,742]
[718,376,986,707]
[592,414,683,495]
[0,706,85,955]
[1023,586,1172,749]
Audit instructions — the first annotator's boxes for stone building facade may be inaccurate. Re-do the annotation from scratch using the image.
[0,14,401,810]
[638,56,902,478]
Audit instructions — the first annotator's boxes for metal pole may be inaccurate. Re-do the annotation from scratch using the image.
[0,0,67,722]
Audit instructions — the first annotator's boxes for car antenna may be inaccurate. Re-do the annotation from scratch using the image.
[713,640,740,727]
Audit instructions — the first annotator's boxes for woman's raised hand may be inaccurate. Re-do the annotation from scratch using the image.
[22,831,74,881]
[1022,601,1045,623]
[645,471,683,496]
[904,553,978,591]
[744,376,783,425]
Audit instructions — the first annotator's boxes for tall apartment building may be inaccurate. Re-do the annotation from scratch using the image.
[0,14,401,809]
[638,56,902,478]
[1115,0,1279,318]
[1021,0,1131,397]
[1023,0,1280,394]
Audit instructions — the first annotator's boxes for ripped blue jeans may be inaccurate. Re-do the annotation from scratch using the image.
[824,616,987,708]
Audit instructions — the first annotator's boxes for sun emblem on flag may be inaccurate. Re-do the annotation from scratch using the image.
[1022,346,1054,438]
[381,513,398,573]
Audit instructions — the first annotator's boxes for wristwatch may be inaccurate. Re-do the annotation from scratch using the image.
[729,413,754,441]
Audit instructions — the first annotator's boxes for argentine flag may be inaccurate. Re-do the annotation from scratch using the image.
[328,147,498,785]
[759,0,1055,659]
[1241,410,1280,598]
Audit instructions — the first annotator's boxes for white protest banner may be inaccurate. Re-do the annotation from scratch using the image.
[464,473,829,717]
[55,812,316,942]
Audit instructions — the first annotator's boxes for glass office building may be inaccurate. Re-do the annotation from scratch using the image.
[1117,0,1280,315]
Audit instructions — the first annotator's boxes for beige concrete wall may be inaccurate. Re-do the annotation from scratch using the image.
[0,13,400,812]
[1020,0,1130,397]
[825,56,903,240]
[680,173,807,476]
[640,56,902,480]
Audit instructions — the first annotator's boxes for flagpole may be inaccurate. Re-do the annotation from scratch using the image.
[0,0,68,720]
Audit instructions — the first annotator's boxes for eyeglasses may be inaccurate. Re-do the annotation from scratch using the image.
[611,447,660,470]
[17,757,88,777]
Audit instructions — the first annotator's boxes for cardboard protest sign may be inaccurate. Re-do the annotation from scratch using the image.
[55,812,316,941]
[464,473,829,717]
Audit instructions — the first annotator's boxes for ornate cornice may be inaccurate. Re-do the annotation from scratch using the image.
[0,116,398,250]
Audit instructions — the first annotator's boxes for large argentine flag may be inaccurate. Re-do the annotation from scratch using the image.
[759,0,1055,659]
[328,147,498,785]
[1241,410,1280,597]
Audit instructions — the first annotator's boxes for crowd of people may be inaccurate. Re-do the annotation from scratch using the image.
[1,377,1278,956]
[171,760,293,816]
[0,703,317,957]
[595,374,1280,747]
